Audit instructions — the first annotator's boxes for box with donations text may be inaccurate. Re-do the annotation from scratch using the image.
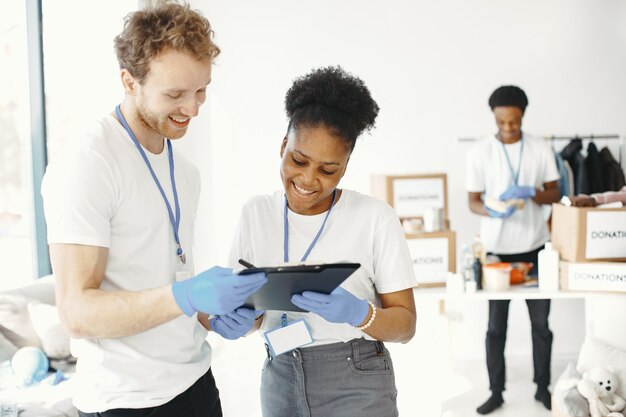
[371,173,448,225]
[404,230,456,287]
[560,260,626,293]
[551,204,626,262]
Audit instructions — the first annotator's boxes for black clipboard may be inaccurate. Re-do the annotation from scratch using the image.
[238,263,360,312]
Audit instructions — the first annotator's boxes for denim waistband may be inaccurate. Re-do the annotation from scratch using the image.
[266,338,386,361]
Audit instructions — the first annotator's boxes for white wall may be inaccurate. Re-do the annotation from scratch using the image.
[176,0,626,362]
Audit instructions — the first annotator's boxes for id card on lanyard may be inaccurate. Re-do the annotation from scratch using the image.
[263,190,338,357]
[114,105,193,280]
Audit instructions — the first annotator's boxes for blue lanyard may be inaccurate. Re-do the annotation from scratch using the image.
[283,189,337,263]
[115,105,185,263]
[500,136,524,186]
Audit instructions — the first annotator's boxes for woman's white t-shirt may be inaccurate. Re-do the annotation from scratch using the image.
[229,189,417,347]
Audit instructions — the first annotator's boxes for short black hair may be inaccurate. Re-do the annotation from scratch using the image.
[285,66,379,150]
[488,85,528,113]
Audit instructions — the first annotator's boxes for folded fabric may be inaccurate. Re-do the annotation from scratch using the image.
[553,362,589,417]
[27,303,71,360]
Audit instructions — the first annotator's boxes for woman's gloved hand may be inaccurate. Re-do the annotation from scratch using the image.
[210,308,263,340]
[291,287,369,327]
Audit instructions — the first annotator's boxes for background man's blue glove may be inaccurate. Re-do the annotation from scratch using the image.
[486,205,516,219]
[209,308,262,340]
[499,185,536,200]
[291,287,369,327]
[172,266,267,316]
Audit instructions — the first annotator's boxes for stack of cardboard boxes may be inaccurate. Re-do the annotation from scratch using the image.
[551,204,626,293]
[371,173,455,287]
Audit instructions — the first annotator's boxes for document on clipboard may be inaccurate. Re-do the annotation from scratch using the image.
[238,262,361,312]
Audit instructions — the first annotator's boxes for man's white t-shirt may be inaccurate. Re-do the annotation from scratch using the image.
[41,114,211,412]
[465,134,560,254]
[229,189,417,346]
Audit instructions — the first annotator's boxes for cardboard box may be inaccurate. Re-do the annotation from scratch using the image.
[405,230,456,287]
[560,260,626,293]
[551,204,626,262]
[371,173,448,222]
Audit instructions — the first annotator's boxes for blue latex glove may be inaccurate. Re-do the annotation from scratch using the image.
[499,185,536,200]
[172,266,267,316]
[486,205,516,219]
[291,287,369,327]
[210,308,263,340]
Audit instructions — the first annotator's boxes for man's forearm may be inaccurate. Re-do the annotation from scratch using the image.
[533,187,560,205]
[60,285,183,339]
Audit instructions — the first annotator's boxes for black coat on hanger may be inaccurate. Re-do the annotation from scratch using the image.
[560,138,588,194]
[585,142,605,194]
[600,147,626,191]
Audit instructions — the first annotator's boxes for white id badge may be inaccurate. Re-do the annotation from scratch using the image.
[175,257,194,281]
[263,319,313,357]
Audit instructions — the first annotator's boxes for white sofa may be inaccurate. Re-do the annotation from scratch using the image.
[0,276,77,417]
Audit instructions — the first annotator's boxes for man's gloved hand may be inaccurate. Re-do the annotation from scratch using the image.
[210,308,263,340]
[499,185,536,200]
[291,287,369,327]
[486,205,516,219]
[172,266,267,316]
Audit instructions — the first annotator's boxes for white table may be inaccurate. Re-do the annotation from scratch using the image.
[413,285,590,301]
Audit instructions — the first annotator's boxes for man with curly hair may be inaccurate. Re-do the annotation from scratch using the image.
[41,3,266,416]
[466,85,561,414]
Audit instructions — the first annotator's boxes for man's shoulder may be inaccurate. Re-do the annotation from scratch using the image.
[523,134,552,155]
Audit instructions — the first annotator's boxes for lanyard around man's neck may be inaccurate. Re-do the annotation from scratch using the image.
[499,135,525,186]
[115,105,186,264]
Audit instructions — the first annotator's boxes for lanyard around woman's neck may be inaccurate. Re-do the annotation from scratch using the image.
[499,135,525,186]
[283,189,337,263]
[115,105,186,264]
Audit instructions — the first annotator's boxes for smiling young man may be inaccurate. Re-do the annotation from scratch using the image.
[466,86,561,414]
[41,3,266,416]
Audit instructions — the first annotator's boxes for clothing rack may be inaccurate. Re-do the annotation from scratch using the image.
[544,134,620,141]
[458,134,621,142]
[458,133,624,166]
[543,134,622,166]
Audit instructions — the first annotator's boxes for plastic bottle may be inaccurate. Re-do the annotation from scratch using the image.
[472,257,483,290]
[471,235,486,263]
[460,244,474,284]
[538,241,560,291]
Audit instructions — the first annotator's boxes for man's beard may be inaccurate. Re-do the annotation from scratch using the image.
[136,99,186,140]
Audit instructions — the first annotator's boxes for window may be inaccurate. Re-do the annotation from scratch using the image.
[43,1,135,159]
[0,2,137,291]
[0,2,35,290]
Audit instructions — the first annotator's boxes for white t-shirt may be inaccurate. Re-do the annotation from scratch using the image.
[465,134,560,254]
[41,114,211,412]
[229,189,417,346]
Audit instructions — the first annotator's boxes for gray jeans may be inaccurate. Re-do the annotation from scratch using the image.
[260,338,398,417]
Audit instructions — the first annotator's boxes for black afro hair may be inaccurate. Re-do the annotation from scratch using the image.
[285,66,379,150]
[488,85,528,113]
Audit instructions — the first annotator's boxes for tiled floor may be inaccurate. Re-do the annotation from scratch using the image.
[441,359,567,417]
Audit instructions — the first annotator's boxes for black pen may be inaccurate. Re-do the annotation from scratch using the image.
[238,258,256,269]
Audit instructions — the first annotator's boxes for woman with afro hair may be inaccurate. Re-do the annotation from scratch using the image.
[227,66,417,417]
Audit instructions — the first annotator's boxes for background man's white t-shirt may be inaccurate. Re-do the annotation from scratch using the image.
[465,134,560,254]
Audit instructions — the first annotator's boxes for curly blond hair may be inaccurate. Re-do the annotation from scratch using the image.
[114,1,220,84]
